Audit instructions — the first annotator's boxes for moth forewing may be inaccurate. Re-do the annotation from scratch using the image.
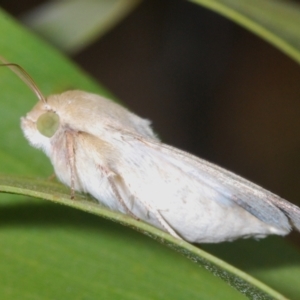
[102,135,293,242]
[151,141,298,231]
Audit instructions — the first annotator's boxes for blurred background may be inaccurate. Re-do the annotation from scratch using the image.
[2,0,300,243]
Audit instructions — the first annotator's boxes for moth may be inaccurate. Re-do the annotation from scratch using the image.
[3,60,300,243]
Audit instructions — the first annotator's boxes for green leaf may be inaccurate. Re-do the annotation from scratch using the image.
[0,200,245,300]
[0,5,300,300]
[0,7,243,300]
[0,8,247,300]
[22,0,300,62]
[190,0,300,64]
[0,174,286,300]
[22,0,142,53]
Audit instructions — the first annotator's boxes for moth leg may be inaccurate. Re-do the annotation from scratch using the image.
[66,131,76,199]
[137,197,183,240]
[110,173,183,240]
[106,176,139,220]
[98,164,138,220]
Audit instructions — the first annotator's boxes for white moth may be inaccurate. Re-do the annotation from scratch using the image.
[3,61,300,243]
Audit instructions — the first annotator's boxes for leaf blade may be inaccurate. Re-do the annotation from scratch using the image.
[0,174,288,300]
[190,0,300,64]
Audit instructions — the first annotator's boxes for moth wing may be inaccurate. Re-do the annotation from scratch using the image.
[115,133,300,233]
[70,129,300,242]
[155,140,300,232]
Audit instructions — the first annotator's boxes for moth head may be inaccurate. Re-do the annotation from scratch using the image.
[0,57,60,152]
[21,102,61,155]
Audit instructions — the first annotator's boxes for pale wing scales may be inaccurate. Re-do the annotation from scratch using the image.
[99,133,291,242]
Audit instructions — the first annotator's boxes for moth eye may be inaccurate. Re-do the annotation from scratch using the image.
[36,112,60,138]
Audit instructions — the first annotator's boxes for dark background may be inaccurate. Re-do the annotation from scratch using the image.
[3,0,300,244]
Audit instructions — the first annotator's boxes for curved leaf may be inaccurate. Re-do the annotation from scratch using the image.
[190,0,300,64]
[0,174,286,300]
[0,6,299,300]
[21,0,142,53]
[0,8,247,300]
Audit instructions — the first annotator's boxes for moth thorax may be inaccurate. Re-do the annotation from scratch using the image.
[36,112,60,137]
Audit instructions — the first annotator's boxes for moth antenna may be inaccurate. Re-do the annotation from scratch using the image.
[0,57,46,103]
